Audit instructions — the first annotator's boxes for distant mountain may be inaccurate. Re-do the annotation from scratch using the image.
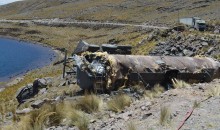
[0,0,219,24]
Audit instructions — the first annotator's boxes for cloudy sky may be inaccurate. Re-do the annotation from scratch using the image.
[0,0,22,5]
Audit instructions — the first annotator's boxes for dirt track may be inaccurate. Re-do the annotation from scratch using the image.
[0,19,169,30]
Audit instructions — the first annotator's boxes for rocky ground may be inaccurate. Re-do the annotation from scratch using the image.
[149,27,220,58]
[2,74,220,130]
[89,79,220,130]
[0,1,220,128]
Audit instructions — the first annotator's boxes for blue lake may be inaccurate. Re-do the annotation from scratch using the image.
[0,38,56,81]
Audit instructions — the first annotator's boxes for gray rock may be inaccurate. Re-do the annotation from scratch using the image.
[36,77,52,88]
[90,119,96,123]
[109,113,116,118]
[39,88,47,95]
[31,100,45,109]
[201,42,209,46]
[54,126,63,130]
[207,47,214,54]
[147,31,158,41]
[141,106,146,110]
[6,112,13,119]
[55,96,63,102]
[183,49,194,56]
[171,47,177,52]
[59,80,67,86]
[16,108,32,114]
[0,88,5,92]
[142,113,152,120]
[200,37,206,41]
[214,29,219,34]
[38,78,47,87]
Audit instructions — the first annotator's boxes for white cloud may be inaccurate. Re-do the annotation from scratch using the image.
[0,0,23,5]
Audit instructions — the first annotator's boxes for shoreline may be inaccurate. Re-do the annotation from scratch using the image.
[0,35,64,88]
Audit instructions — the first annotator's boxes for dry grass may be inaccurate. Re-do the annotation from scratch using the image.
[213,54,220,60]
[127,121,137,130]
[160,106,171,126]
[4,105,56,130]
[208,85,220,97]
[144,84,164,99]
[107,94,132,113]
[133,41,157,55]
[2,101,89,130]
[71,113,89,130]
[193,100,200,109]
[75,94,102,113]
[0,22,145,54]
[172,78,190,88]
[130,82,146,95]
[64,102,89,130]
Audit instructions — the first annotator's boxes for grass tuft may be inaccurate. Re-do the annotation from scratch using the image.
[127,121,137,130]
[193,100,200,109]
[208,85,220,97]
[75,94,102,113]
[107,94,131,113]
[144,84,164,99]
[17,105,56,130]
[2,101,89,130]
[172,78,190,88]
[160,106,171,126]
[74,114,89,130]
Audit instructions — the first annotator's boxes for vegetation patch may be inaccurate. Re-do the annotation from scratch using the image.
[75,94,102,113]
[160,106,171,126]
[127,121,137,130]
[172,78,190,88]
[107,94,132,113]
[208,85,220,97]
[144,84,165,99]
[2,101,89,130]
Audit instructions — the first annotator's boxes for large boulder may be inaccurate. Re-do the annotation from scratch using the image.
[16,84,38,104]
[16,77,52,104]
[34,77,52,88]
[31,100,45,109]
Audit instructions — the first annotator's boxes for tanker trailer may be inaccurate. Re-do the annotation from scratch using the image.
[73,52,220,91]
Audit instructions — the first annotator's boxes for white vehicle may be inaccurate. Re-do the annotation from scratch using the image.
[179,17,206,31]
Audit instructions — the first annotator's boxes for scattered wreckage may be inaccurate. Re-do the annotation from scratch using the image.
[68,40,220,91]
[16,40,220,103]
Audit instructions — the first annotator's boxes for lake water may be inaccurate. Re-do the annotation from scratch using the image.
[0,38,56,81]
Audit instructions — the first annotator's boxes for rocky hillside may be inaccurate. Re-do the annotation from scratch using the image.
[148,28,220,58]
[0,0,220,24]
[0,0,220,130]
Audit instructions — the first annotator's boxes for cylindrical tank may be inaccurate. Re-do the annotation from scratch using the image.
[75,53,220,90]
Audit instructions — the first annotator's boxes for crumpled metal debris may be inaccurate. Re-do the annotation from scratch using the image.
[74,52,220,91]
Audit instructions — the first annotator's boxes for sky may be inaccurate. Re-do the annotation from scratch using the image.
[0,0,22,5]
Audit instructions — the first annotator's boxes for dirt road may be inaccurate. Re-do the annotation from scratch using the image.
[0,19,169,29]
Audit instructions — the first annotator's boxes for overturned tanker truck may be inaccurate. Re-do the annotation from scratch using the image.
[71,41,220,91]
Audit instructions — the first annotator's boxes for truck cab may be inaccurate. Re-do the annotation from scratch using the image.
[193,17,206,31]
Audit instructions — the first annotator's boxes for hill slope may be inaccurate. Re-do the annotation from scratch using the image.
[0,0,219,24]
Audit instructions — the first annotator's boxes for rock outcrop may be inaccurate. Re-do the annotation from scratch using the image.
[16,77,52,104]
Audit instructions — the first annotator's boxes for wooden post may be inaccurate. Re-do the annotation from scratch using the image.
[63,49,67,78]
